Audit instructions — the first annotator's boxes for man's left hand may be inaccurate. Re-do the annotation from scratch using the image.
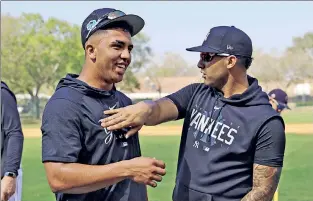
[1,176,16,201]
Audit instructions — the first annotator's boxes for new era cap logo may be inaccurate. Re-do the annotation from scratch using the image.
[227,45,233,50]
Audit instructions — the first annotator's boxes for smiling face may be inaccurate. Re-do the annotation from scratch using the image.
[85,28,133,84]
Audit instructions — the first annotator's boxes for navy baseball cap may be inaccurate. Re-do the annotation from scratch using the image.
[186,26,253,57]
[81,8,145,48]
[268,89,291,110]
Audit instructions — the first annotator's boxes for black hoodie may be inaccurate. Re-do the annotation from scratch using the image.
[166,76,286,201]
[1,81,24,178]
[41,74,146,201]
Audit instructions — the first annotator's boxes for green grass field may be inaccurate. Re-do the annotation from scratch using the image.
[21,134,313,201]
[20,106,313,128]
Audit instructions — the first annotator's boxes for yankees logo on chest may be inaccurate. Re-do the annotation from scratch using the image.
[101,101,120,145]
[186,106,240,153]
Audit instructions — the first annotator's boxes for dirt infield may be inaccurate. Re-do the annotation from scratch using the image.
[22,123,313,138]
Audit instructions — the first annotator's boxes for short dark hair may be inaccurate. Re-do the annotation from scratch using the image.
[100,21,133,35]
[237,57,253,69]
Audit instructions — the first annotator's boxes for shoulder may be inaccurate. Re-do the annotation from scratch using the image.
[259,105,285,129]
[183,83,210,94]
[1,82,16,102]
[262,115,285,132]
[170,82,208,96]
[43,87,83,118]
[256,115,285,145]
[49,86,84,105]
[186,83,206,90]
[1,81,9,90]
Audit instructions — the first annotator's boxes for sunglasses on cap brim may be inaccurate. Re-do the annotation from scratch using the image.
[85,10,126,40]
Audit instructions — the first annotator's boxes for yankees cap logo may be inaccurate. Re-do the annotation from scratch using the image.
[86,20,98,31]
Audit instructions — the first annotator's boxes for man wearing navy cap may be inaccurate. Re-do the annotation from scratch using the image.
[268,89,290,114]
[41,8,166,201]
[101,26,286,201]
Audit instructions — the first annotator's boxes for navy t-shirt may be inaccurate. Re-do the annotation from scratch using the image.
[41,74,147,201]
[166,77,286,201]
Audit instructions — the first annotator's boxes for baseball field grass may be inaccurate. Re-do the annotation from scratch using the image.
[21,134,313,201]
[20,105,313,128]
[19,106,313,200]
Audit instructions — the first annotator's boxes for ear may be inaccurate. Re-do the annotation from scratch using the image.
[225,55,237,69]
[85,44,97,61]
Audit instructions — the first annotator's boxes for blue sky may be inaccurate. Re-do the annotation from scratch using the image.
[2,1,313,64]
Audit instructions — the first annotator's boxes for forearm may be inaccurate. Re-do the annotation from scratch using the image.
[143,98,178,126]
[242,164,282,201]
[4,132,24,174]
[241,187,277,201]
[46,160,131,193]
[142,100,162,126]
[61,181,117,194]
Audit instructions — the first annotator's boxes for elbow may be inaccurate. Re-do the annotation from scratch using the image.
[48,178,68,193]
[44,162,79,193]
[46,170,71,193]
[44,162,72,193]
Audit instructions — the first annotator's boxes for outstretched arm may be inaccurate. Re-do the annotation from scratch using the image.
[101,97,179,137]
[101,83,202,137]
[241,164,281,201]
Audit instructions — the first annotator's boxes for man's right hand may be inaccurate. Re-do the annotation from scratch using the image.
[1,176,16,201]
[127,157,166,188]
[100,101,152,138]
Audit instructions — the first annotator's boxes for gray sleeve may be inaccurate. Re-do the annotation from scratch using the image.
[1,89,24,175]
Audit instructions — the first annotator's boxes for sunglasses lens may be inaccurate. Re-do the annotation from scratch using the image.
[201,54,214,62]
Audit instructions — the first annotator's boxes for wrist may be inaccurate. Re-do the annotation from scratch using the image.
[141,100,153,116]
[119,160,134,179]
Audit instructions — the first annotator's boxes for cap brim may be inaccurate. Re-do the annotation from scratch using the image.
[186,45,222,53]
[278,102,291,110]
[98,14,145,37]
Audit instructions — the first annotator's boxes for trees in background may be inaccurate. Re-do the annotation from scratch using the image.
[141,52,199,96]
[2,13,82,118]
[1,12,312,119]
[249,32,313,89]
